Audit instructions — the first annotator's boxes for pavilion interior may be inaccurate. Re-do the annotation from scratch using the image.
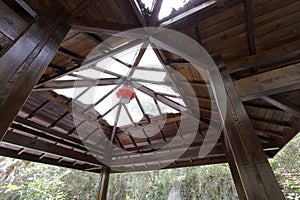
[0,0,299,199]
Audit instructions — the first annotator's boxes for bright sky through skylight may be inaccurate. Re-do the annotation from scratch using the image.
[158,0,190,19]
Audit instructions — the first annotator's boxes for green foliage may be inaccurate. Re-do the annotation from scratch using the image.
[0,133,299,199]
[0,161,99,200]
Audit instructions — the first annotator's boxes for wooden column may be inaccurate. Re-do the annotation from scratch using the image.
[0,1,70,140]
[214,58,285,199]
[96,167,110,200]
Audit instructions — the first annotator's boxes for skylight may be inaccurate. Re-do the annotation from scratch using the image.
[158,0,191,20]
[54,44,186,128]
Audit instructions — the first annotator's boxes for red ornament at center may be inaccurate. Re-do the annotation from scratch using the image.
[116,87,135,104]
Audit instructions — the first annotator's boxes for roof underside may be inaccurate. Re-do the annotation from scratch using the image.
[0,0,299,172]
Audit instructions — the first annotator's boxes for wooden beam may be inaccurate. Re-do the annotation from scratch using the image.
[69,17,139,35]
[34,78,122,91]
[161,0,239,29]
[110,143,224,167]
[227,39,300,74]
[262,96,300,119]
[58,47,84,61]
[0,1,28,40]
[223,136,247,200]
[243,0,256,55]
[36,39,142,87]
[0,1,70,141]
[150,0,163,26]
[129,0,147,27]
[96,167,110,200]
[215,58,285,199]
[2,130,103,166]
[235,64,300,101]
[71,0,94,16]
[0,146,100,172]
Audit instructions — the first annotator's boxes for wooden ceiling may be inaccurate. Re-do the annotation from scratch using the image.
[0,0,299,172]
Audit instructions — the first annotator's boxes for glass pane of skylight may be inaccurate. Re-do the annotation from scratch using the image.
[56,75,81,81]
[118,106,132,127]
[96,57,130,76]
[157,101,179,114]
[139,82,181,98]
[125,98,144,123]
[138,47,163,68]
[74,69,116,79]
[77,85,116,105]
[94,85,122,115]
[114,44,142,65]
[158,0,190,19]
[54,87,88,99]
[132,70,167,82]
[134,90,160,117]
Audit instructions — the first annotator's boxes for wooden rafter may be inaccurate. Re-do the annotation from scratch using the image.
[150,0,163,26]
[0,1,70,140]
[243,0,256,55]
[262,96,300,119]
[34,78,122,91]
[69,17,139,35]
[35,39,142,88]
[215,58,285,199]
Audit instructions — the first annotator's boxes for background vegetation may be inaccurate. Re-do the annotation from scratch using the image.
[0,133,299,200]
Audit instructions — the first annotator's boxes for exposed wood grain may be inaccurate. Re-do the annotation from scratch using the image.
[96,167,110,200]
[0,1,70,140]
[216,58,285,199]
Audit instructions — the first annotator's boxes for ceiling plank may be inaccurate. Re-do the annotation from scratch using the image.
[0,146,99,172]
[262,96,300,119]
[2,130,103,166]
[34,78,122,91]
[243,0,256,55]
[129,0,147,26]
[69,17,139,35]
[227,39,300,74]
[235,64,300,101]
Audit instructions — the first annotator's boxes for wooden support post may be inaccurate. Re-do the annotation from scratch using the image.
[0,1,70,140]
[214,57,285,199]
[96,167,110,200]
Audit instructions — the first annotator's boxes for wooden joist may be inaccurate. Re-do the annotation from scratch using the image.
[96,167,110,200]
[216,59,285,199]
[0,1,70,140]
[69,17,139,35]
[235,64,300,101]
[0,146,100,172]
[262,96,300,119]
[2,130,103,166]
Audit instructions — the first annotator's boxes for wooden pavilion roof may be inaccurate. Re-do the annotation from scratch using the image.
[0,0,299,173]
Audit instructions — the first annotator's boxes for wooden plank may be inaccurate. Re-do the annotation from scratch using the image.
[128,0,147,26]
[227,39,300,74]
[71,0,94,16]
[2,130,103,166]
[96,167,110,200]
[0,1,70,140]
[215,58,285,199]
[110,143,224,167]
[150,0,162,26]
[69,17,139,35]
[34,78,122,91]
[0,146,99,172]
[243,0,256,54]
[223,136,247,200]
[0,1,28,40]
[234,64,300,101]
[262,96,300,119]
